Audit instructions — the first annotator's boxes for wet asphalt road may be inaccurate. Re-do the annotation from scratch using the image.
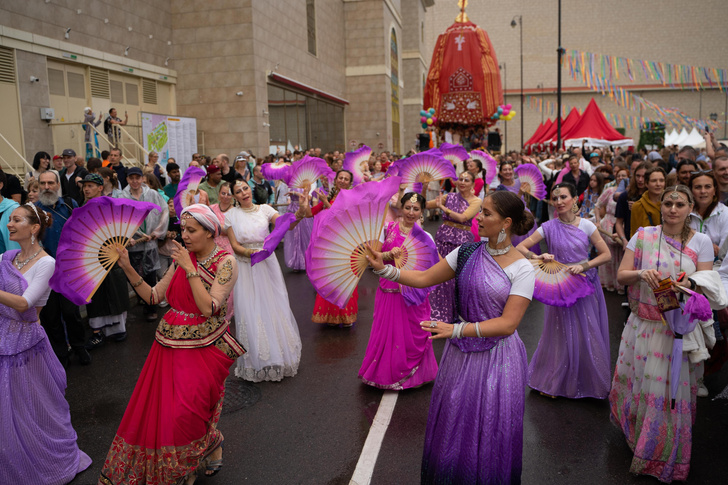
[65,220,728,485]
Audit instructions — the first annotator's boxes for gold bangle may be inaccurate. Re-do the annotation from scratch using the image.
[132,277,144,288]
[186,271,200,280]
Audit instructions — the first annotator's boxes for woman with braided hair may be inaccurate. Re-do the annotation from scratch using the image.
[225,181,302,382]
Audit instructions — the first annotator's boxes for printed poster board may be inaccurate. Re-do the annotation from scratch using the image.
[141,112,198,171]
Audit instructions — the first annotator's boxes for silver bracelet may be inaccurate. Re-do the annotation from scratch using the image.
[450,322,466,339]
[474,321,482,338]
[372,264,400,282]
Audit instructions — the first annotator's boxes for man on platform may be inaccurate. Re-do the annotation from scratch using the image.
[36,171,91,367]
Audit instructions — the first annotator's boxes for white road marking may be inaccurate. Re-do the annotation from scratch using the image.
[349,390,399,485]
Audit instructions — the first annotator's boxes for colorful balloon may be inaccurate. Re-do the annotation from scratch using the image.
[505,103,512,109]
[429,108,436,114]
[426,118,434,125]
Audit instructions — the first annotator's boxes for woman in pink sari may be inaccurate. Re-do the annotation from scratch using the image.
[100,204,242,485]
[359,193,438,389]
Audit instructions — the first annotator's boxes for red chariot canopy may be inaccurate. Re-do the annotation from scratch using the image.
[424,20,503,129]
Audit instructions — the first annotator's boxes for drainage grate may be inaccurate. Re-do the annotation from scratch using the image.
[222,377,262,415]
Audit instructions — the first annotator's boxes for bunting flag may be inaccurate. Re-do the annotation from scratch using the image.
[565,50,728,93]
[557,49,726,132]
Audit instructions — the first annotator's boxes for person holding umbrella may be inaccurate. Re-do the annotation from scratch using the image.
[610,185,726,482]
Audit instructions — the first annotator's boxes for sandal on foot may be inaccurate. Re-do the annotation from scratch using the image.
[205,442,224,477]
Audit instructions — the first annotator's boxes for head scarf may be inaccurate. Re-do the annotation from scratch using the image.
[180,203,222,237]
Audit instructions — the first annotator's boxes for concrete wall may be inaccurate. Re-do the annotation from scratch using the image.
[0,0,172,69]
[16,50,53,165]
[425,0,728,148]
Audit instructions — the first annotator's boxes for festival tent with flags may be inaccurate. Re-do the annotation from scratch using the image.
[543,108,582,149]
[563,99,634,148]
[423,7,503,129]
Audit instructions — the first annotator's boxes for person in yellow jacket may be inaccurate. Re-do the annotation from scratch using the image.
[630,166,665,236]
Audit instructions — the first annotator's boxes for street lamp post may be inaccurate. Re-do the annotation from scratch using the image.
[537,83,544,123]
[557,0,563,148]
[511,15,523,150]
[500,62,507,153]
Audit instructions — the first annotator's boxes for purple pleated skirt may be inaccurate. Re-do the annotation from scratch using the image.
[527,274,611,398]
[421,332,527,484]
[284,216,313,271]
[0,334,91,485]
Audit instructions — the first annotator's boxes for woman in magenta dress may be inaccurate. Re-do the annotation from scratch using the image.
[100,204,242,485]
[359,193,438,389]
[1,205,91,485]
[516,182,612,399]
[425,171,481,323]
[301,170,359,326]
[368,191,535,484]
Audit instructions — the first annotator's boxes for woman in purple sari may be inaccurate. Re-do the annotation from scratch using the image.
[284,188,313,271]
[368,191,536,484]
[425,171,481,323]
[359,193,438,389]
[0,204,91,484]
[497,161,540,253]
[516,182,612,399]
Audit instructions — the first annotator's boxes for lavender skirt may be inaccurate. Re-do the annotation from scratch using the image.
[0,334,91,484]
[422,332,527,484]
[284,216,313,271]
[527,273,611,398]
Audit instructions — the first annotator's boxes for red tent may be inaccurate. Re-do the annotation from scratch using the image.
[563,99,634,147]
[524,119,550,154]
[532,117,563,150]
[543,108,581,148]
[524,120,547,146]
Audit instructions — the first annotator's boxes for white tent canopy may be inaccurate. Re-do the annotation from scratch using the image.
[679,128,705,148]
[664,129,678,146]
[673,128,689,147]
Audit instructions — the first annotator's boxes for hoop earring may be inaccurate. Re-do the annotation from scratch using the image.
[497,228,506,244]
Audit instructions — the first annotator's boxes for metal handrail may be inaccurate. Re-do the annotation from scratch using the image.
[86,123,142,167]
[0,131,34,174]
[118,124,150,159]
